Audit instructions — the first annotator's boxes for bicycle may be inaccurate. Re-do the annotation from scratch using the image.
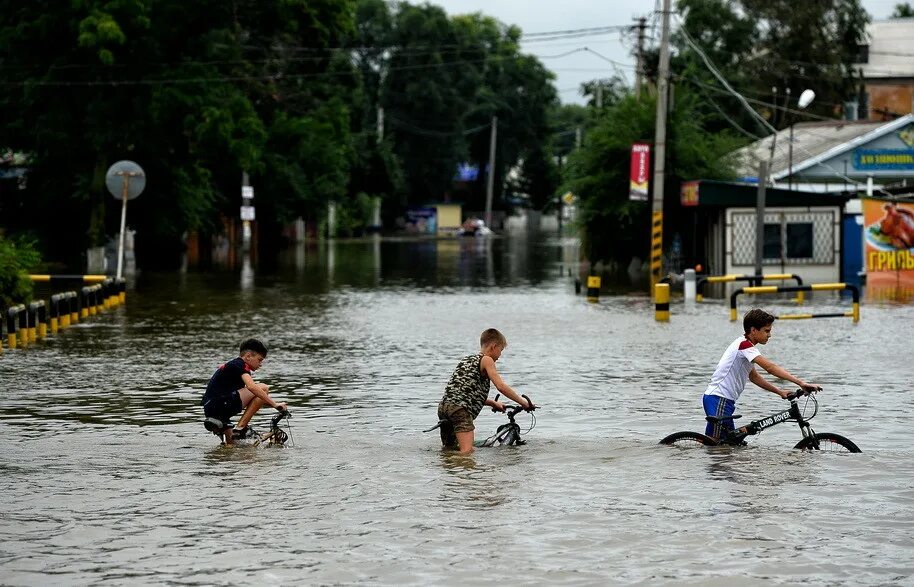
[424,394,536,448]
[659,389,860,453]
[476,394,537,447]
[203,409,293,447]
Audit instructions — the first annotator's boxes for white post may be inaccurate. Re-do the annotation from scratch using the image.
[116,177,129,279]
[327,201,337,239]
[684,268,696,305]
[484,115,498,228]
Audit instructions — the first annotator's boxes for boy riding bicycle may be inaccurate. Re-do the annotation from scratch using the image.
[436,328,534,454]
[703,309,820,439]
[201,338,287,445]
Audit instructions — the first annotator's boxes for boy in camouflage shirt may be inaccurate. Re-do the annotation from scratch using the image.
[437,328,534,453]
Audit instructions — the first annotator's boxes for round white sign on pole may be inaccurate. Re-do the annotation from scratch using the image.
[105,160,146,200]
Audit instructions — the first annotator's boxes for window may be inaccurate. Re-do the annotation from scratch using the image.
[785,222,813,258]
[763,224,781,260]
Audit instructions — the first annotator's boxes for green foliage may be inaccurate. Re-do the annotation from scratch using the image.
[671,0,870,133]
[563,90,743,264]
[0,236,41,307]
[891,3,914,17]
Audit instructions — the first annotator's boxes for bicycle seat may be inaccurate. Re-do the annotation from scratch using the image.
[705,414,742,423]
[203,417,231,435]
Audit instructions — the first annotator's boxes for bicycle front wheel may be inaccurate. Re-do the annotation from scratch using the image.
[659,431,718,447]
[794,432,861,453]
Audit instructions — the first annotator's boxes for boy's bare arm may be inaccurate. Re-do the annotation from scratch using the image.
[241,373,285,409]
[480,356,531,408]
[753,357,818,391]
[748,368,789,398]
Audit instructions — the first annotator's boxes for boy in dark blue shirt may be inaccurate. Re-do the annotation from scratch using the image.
[201,339,287,444]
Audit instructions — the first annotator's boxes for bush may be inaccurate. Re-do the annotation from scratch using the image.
[0,236,41,307]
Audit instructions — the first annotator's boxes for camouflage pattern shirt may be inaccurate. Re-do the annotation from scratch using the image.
[440,353,491,419]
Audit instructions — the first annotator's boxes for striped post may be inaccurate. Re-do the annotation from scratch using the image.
[68,291,79,324]
[50,294,61,334]
[586,275,601,303]
[730,283,859,323]
[654,283,670,322]
[29,300,47,340]
[6,305,24,349]
[650,211,663,294]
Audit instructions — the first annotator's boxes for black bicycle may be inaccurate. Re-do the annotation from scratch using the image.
[659,389,860,453]
[204,409,293,446]
[425,394,536,448]
[251,409,293,447]
[476,394,536,447]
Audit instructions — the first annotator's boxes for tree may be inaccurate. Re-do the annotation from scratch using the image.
[669,0,869,134]
[0,0,357,267]
[563,90,743,267]
[891,3,914,17]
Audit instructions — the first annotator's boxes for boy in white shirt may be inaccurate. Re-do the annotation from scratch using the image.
[703,309,820,439]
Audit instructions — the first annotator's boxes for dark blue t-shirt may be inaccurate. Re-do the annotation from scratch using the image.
[202,357,251,403]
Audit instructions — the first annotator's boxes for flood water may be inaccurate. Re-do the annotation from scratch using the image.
[2,235,913,586]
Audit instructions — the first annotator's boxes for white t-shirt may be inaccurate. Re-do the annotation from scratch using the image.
[703,335,761,401]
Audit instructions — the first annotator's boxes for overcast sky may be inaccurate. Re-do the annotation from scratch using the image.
[429,0,905,105]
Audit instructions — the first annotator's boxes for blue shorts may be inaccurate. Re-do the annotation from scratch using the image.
[703,394,735,439]
[202,390,242,423]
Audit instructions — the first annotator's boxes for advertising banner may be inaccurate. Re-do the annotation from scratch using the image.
[680,180,699,206]
[629,143,650,201]
[862,198,914,292]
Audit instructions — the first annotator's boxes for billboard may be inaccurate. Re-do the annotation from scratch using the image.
[629,143,650,201]
[863,198,914,290]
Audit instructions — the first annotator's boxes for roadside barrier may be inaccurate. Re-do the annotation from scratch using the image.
[6,304,25,349]
[698,273,804,302]
[586,275,601,303]
[730,283,860,323]
[2,275,127,352]
[654,283,670,322]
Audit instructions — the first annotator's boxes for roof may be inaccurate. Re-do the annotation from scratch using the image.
[683,180,851,208]
[856,18,914,80]
[732,114,914,180]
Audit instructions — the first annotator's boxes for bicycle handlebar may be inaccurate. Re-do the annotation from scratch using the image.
[786,387,821,401]
[491,393,536,413]
[271,409,291,426]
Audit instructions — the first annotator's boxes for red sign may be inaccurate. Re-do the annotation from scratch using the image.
[680,181,699,206]
[629,143,650,201]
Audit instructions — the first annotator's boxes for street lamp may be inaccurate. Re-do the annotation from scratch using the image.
[789,89,815,190]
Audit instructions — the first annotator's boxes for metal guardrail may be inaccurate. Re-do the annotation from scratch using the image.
[2,276,127,351]
[698,273,804,302]
[730,283,860,323]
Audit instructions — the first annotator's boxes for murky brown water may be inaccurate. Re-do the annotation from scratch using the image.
[2,235,912,585]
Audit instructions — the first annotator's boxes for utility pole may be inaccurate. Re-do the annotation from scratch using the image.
[634,16,647,100]
[484,115,498,228]
[755,161,768,281]
[650,0,672,293]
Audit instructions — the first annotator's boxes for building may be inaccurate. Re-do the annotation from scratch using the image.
[855,17,914,120]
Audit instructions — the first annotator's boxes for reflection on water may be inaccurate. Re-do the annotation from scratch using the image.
[3,235,914,585]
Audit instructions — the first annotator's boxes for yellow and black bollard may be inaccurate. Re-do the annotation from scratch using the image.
[6,305,24,349]
[49,294,61,334]
[654,283,670,322]
[28,301,47,340]
[118,277,126,304]
[586,275,601,303]
[67,291,79,325]
[79,287,91,319]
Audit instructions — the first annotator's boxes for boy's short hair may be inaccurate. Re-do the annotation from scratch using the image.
[480,328,507,348]
[240,338,268,357]
[743,309,776,334]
